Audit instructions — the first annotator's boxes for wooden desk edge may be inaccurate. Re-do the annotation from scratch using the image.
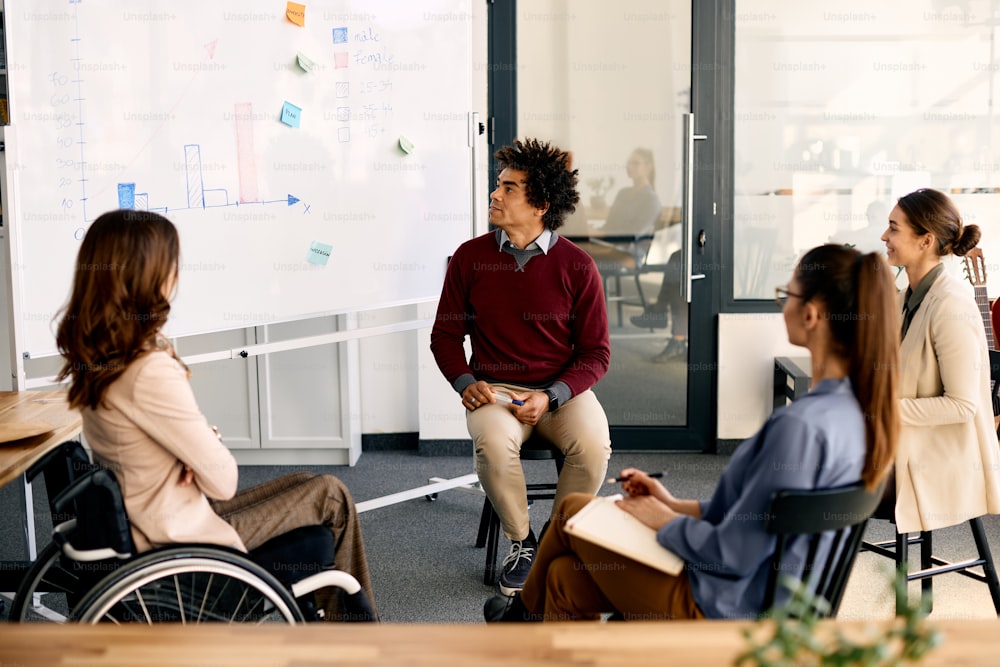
[0,618,994,666]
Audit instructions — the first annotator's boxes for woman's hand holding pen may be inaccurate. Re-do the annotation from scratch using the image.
[616,467,672,505]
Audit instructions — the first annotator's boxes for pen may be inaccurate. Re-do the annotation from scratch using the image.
[606,471,666,484]
[31,398,65,403]
[493,393,525,406]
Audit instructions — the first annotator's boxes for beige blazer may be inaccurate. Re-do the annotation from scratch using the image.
[895,269,1000,533]
[83,348,244,553]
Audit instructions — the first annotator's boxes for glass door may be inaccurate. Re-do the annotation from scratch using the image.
[511,0,719,450]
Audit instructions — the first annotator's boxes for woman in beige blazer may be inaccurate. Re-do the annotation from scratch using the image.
[882,188,1000,533]
[55,209,376,620]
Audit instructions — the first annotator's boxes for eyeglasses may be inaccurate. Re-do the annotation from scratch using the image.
[774,286,804,306]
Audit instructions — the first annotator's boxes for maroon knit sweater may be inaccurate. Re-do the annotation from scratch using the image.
[430,231,610,396]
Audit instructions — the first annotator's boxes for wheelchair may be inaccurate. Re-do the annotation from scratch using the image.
[9,441,374,624]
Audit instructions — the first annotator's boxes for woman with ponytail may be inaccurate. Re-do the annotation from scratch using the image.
[880,188,1000,534]
[486,244,900,622]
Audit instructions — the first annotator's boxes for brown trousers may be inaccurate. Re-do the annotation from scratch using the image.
[210,472,376,621]
[519,493,704,621]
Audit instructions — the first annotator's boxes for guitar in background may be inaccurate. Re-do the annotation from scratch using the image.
[962,248,1000,431]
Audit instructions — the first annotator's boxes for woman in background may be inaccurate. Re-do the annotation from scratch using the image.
[486,244,900,621]
[575,147,662,280]
[879,188,1000,533]
[56,209,376,621]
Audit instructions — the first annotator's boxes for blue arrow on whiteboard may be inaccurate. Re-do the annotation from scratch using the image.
[287,194,300,206]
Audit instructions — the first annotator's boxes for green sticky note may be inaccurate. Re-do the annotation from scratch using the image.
[307,241,332,266]
[296,52,316,72]
[398,136,414,154]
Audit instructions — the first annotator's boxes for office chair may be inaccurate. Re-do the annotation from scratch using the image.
[764,482,883,617]
[475,433,564,585]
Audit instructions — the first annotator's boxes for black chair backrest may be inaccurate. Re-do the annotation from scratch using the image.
[52,467,135,557]
[763,482,883,618]
[25,440,98,527]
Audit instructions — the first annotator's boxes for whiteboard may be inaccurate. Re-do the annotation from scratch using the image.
[5,0,475,357]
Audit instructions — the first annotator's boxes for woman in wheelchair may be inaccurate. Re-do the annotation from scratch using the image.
[53,209,376,622]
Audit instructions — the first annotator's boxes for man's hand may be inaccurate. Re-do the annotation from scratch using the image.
[462,380,499,411]
[510,391,548,426]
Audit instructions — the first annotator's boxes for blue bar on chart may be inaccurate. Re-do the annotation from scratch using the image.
[118,182,136,209]
[184,144,206,209]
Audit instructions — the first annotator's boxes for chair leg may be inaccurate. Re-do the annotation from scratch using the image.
[920,531,933,612]
[613,275,623,327]
[969,517,1000,615]
[475,498,491,548]
[895,530,909,615]
[483,503,502,585]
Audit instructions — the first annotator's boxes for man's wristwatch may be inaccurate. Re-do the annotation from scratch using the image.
[544,389,559,413]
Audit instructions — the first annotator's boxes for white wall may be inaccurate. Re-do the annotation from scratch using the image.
[716,313,800,440]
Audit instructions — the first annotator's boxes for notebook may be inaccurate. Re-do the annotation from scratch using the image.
[565,494,685,575]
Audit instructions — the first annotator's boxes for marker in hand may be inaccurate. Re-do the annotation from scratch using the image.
[493,392,525,406]
[606,471,666,484]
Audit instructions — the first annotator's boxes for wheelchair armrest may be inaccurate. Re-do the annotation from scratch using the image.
[290,569,361,598]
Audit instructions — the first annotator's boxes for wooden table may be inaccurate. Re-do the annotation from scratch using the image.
[0,618,993,666]
[0,390,82,582]
[0,390,83,487]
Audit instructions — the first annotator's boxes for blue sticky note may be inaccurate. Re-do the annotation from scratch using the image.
[332,27,348,43]
[308,241,333,266]
[280,101,302,128]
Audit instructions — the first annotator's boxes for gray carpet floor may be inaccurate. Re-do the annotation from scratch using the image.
[3,448,999,623]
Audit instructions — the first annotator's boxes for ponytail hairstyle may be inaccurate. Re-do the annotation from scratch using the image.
[56,209,183,410]
[795,244,900,490]
[896,188,980,257]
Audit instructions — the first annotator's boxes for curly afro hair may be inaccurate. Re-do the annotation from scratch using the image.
[494,138,579,231]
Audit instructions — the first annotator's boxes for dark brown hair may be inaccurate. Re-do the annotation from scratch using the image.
[494,138,579,231]
[56,209,181,410]
[630,147,656,188]
[897,188,980,257]
[795,244,900,490]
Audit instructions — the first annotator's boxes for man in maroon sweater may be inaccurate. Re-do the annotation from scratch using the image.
[430,138,612,596]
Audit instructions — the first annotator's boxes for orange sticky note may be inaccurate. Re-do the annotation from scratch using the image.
[286,2,305,26]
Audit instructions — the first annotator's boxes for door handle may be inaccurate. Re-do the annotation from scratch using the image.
[681,113,707,304]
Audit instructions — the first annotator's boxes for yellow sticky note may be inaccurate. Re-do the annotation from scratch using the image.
[286,2,305,26]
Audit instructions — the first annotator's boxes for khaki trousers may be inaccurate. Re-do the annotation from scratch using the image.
[210,472,376,621]
[467,387,611,541]
[519,493,705,621]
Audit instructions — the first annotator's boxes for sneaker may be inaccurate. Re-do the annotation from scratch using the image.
[498,530,536,596]
[652,338,688,363]
[630,308,668,330]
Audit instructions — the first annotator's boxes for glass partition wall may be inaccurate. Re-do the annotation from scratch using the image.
[734,1,1000,299]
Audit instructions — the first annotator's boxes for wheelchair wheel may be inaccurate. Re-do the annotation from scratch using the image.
[9,541,95,623]
[71,546,305,624]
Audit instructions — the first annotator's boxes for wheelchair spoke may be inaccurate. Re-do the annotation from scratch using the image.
[172,574,186,624]
[134,588,152,624]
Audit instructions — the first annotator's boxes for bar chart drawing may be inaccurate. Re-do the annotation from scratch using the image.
[115,102,302,213]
